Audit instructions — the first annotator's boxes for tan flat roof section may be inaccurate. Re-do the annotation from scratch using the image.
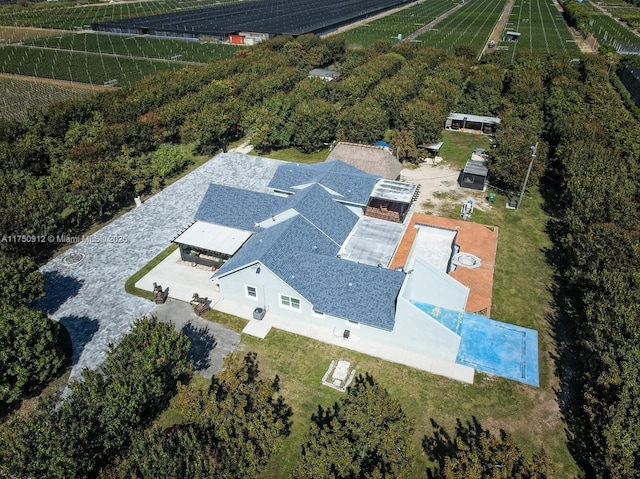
[174,221,253,256]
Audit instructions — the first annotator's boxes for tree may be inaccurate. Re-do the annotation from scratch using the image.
[291,99,337,153]
[0,304,65,409]
[391,129,419,164]
[336,99,389,144]
[424,417,554,479]
[0,317,192,478]
[0,254,45,305]
[180,99,243,155]
[105,353,290,479]
[176,352,292,479]
[244,94,294,151]
[293,374,414,478]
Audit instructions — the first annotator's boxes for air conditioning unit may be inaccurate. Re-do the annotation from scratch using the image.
[343,330,350,339]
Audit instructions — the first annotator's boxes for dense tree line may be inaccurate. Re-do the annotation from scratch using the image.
[0,317,192,478]
[487,54,547,195]
[424,417,553,478]
[0,252,65,413]
[542,54,640,477]
[292,374,414,478]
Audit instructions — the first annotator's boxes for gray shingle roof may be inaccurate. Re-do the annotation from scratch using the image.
[268,160,379,205]
[195,184,285,231]
[274,183,358,245]
[214,214,404,330]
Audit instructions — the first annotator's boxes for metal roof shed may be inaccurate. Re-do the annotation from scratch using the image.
[445,113,501,134]
[461,160,488,191]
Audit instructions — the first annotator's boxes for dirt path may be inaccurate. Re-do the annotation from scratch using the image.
[402,0,473,43]
[551,0,597,53]
[400,159,491,215]
[479,0,516,59]
[0,72,114,91]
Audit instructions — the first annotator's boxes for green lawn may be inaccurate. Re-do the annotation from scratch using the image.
[249,146,330,164]
[440,130,491,169]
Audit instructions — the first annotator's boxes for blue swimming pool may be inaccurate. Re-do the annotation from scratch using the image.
[412,301,539,386]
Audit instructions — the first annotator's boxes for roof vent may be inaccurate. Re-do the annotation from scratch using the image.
[348,282,352,287]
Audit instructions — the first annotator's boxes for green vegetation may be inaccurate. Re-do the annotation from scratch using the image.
[502,0,580,59]
[440,130,491,169]
[416,0,507,56]
[0,317,192,478]
[24,32,238,63]
[0,45,187,86]
[124,243,178,301]
[337,0,458,48]
[293,374,415,478]
[0,77,98,122]
[250,147,331,163]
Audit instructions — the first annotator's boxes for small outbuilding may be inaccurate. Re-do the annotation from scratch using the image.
[504,31,521,42]
[460,159,488,191]
[309,68,340,82]
[445,113,501,134]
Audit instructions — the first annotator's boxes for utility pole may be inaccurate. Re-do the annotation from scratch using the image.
[516,142,538,210]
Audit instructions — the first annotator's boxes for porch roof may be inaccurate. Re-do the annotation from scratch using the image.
[173,221,253,256]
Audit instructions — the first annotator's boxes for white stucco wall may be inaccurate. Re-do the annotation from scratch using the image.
[217,260,462,364]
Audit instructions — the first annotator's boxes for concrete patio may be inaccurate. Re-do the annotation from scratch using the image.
[139,250,475,384]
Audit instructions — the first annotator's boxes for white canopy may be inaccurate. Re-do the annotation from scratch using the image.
[174,221,252,256]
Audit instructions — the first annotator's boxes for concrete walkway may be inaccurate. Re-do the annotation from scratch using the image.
[151,299,240,378]
[221,297,475,384]
[38,153,282,382]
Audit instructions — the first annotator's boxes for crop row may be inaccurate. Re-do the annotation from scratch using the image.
[0,76,97,121]
[503,0,579,59]
[0,0,233,30]
[23,32,238,63]
[585,10,640,54]
[0,45,185,85]
[416,0,507,55]
[338,0,458,48]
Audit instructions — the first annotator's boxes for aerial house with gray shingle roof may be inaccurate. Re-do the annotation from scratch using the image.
[179,156,538,386]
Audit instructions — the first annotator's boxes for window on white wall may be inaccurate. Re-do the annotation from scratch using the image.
[279,294,301,310]
[245,285,258,300]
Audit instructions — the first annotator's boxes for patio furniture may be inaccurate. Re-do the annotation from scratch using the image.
[153,283,168,304]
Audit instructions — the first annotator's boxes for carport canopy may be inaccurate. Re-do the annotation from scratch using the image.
[174,221,252,256]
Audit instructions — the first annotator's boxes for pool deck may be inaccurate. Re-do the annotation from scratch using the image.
[391,213,498,316]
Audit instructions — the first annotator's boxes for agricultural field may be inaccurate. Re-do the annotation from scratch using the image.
[584,2,640,54]
[0,26,70,43]
[22,32,238,63]
[500,0,580,60]
[0,75,100,121]
[0,0,235,29]
[337,0,458,48]
[0,45,187,85]
[414,0,507,55]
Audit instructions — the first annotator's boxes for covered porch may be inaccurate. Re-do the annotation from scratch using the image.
[173,221,253,270]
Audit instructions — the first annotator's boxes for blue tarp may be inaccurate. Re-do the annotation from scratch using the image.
[375,141,390,147]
